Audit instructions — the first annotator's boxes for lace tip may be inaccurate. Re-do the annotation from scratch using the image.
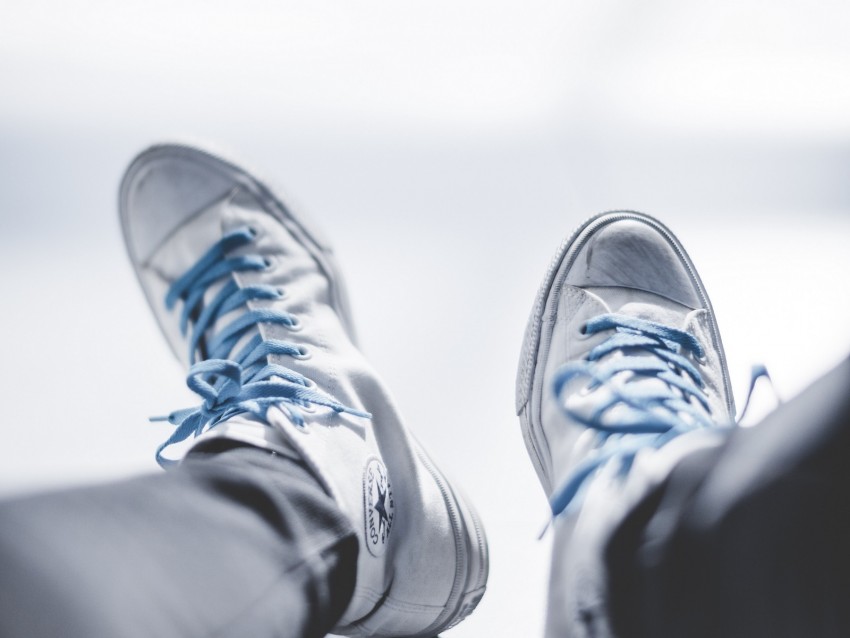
[537,518,553,540]
[737,363,782,425]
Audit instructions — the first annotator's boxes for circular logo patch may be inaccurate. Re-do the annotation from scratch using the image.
[364,458,394,556]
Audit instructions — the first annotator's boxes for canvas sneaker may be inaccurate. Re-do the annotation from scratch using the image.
[516,211,735,637]
[120,143,488,638]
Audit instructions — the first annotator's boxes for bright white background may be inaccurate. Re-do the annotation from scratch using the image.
[2,2,850,636]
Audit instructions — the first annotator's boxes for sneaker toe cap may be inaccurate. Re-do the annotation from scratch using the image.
[565,215,702,308]
[120,144,238,263]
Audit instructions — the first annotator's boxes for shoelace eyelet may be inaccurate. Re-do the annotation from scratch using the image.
[293,345,311,360]
[286,316,303,332]
[576,322,594,342]
[294,422,311,434]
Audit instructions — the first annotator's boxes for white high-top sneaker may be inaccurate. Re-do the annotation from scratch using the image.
[516,211,735,637]
[120,143,488,638]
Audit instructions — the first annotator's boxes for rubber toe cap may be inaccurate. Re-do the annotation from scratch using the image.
[120,145,238,264]
[565,217,702,308]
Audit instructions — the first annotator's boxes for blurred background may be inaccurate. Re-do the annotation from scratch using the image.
[2,1,849,635]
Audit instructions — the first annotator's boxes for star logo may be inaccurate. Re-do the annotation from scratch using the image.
[364,458,394,556]
[374,482,390,534]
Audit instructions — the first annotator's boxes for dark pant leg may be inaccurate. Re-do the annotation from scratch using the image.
[608,356,850,638]
[0,445,357,638]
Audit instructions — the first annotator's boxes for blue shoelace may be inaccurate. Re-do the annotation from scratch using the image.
[548,313,726,517]
[152,226,370,467]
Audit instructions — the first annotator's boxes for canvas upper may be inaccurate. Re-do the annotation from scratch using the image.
[517,211,735,498]
[516,211,736,638]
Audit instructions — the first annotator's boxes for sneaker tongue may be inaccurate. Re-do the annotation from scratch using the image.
[570,286,708,428]
[584,285,694,330]
[616,301,688,330]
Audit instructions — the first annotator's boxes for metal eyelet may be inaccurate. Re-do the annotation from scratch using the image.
[286,316,303,332]
[274,403,310,433]
[299,402,318,414]
[292,345,311,360]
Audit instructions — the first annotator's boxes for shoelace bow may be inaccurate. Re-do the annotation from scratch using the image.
[151,226,369,467]
[548,313,724,517]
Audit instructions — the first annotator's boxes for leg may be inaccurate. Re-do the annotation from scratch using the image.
[608,355,850,638]
[0,445,357,638]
